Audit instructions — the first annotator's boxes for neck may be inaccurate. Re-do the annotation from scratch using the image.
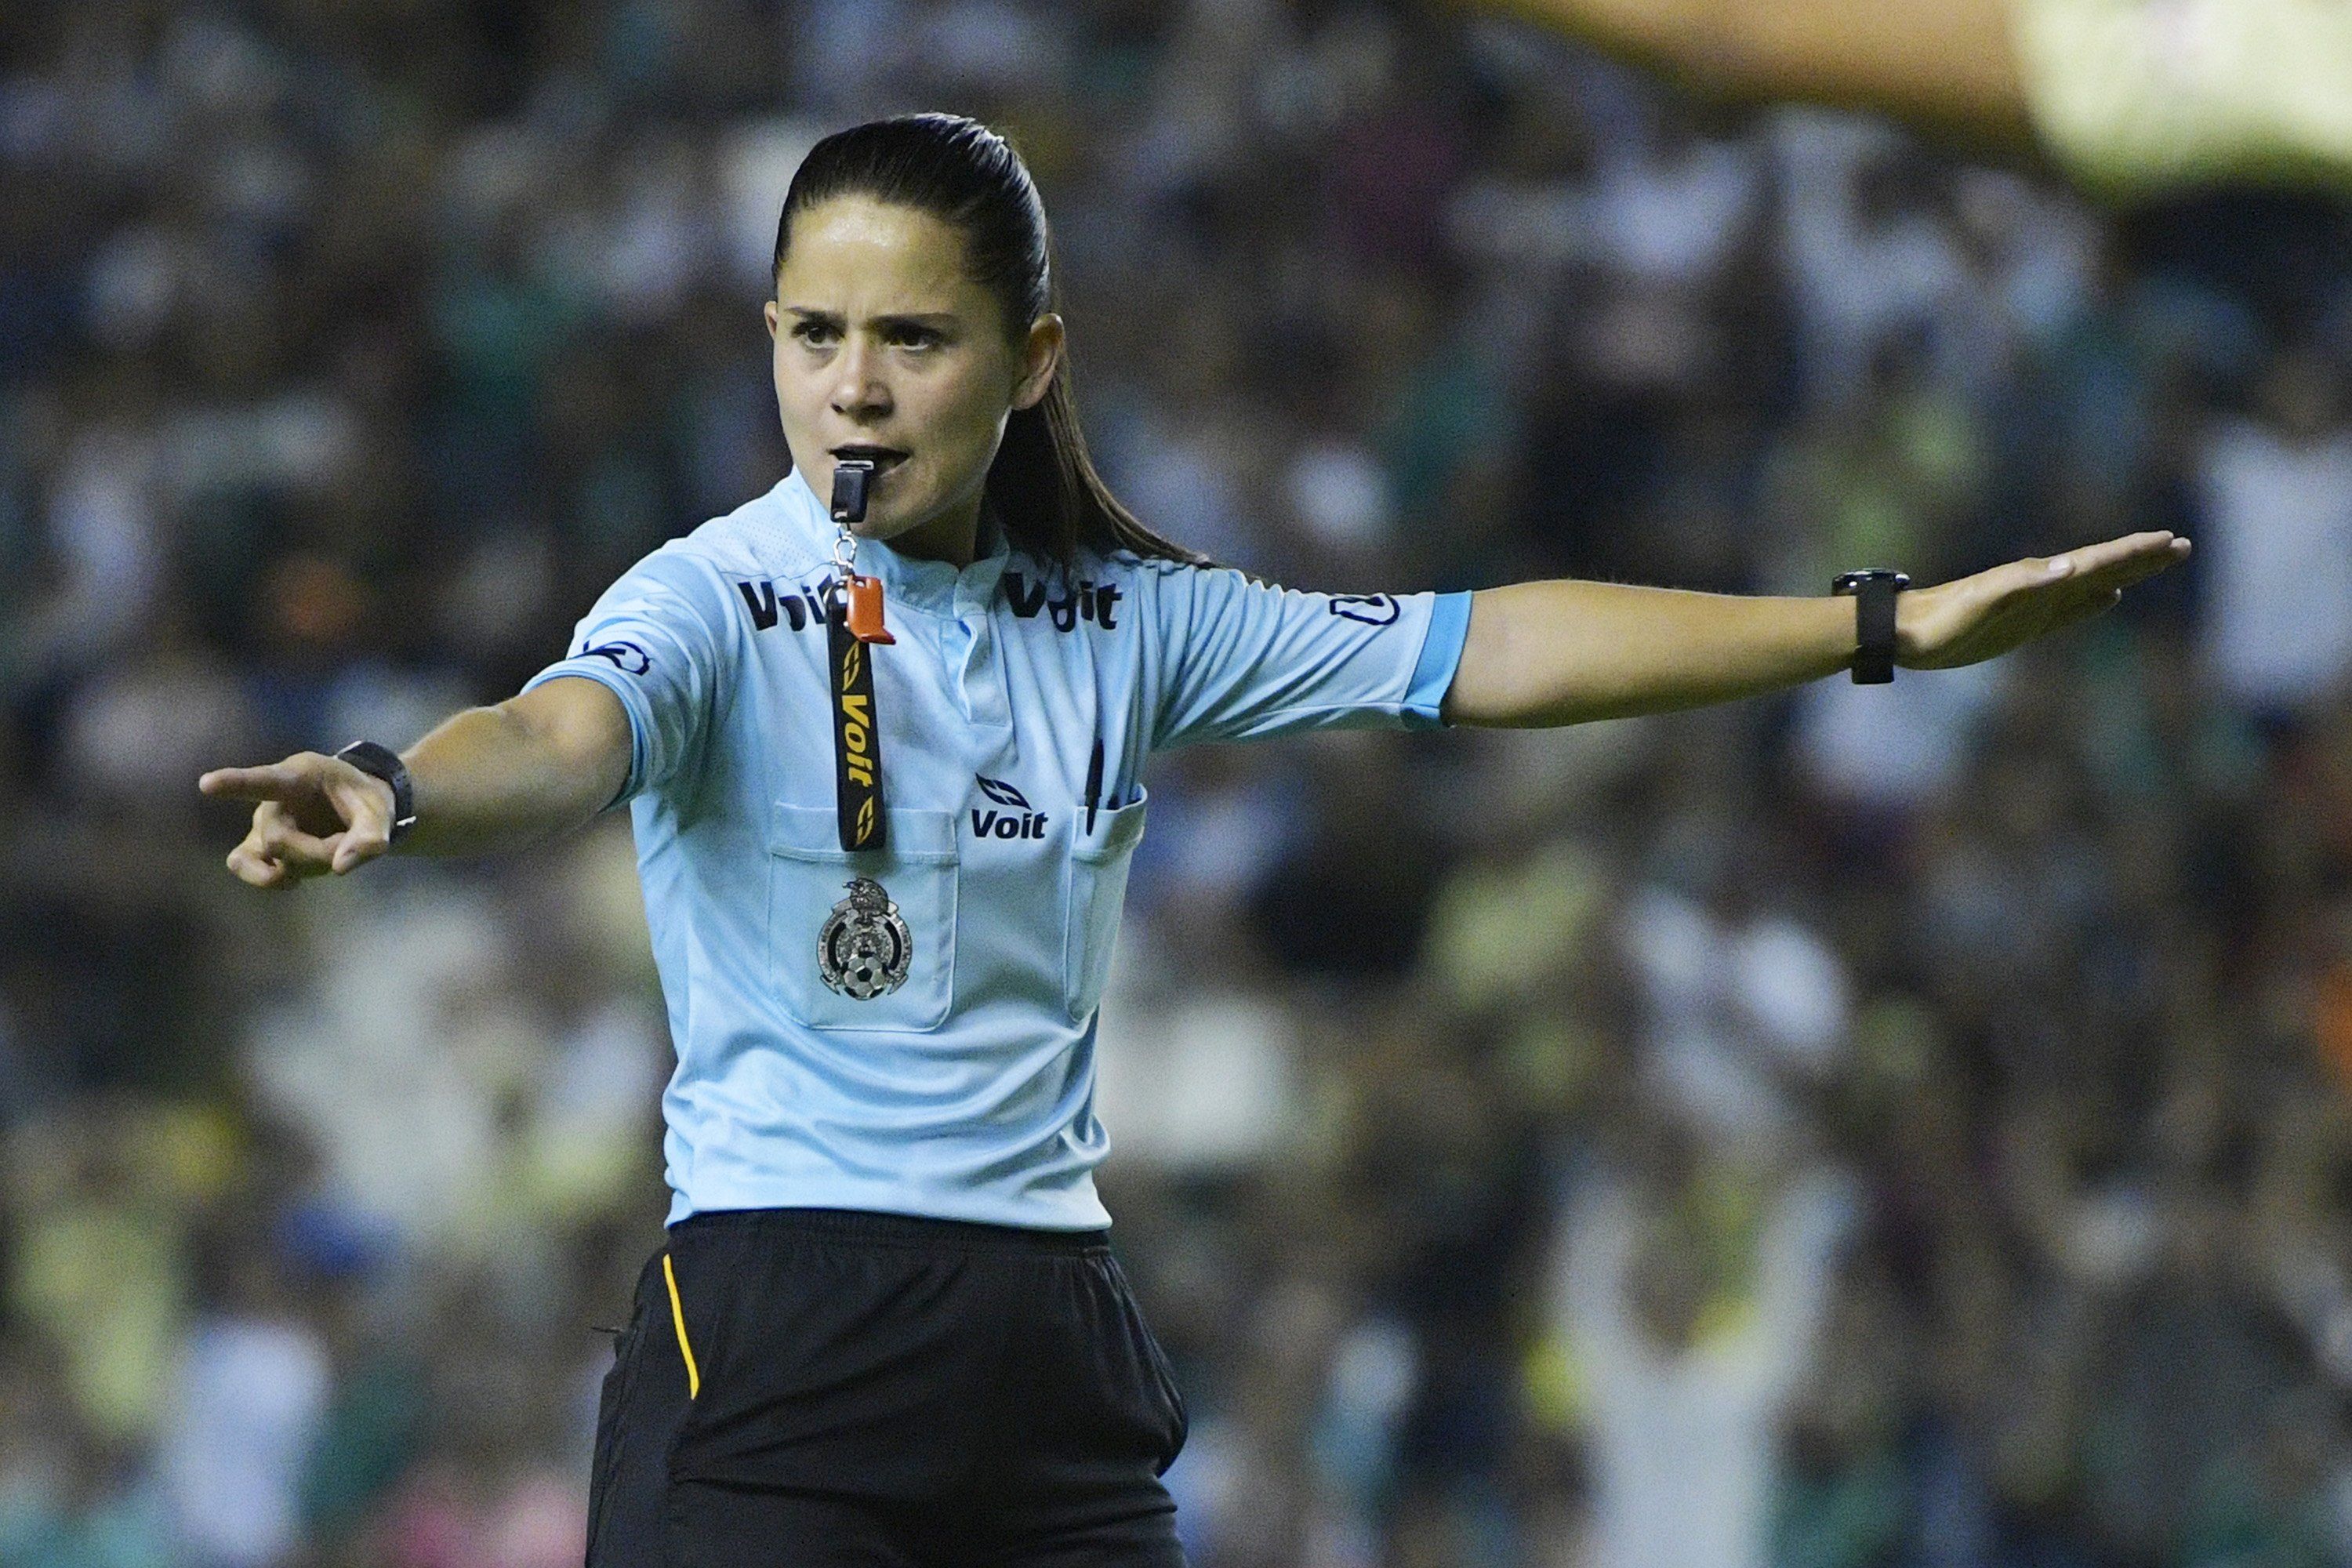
[881,492,984,568]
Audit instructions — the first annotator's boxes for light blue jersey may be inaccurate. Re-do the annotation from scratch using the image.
[524,470,1472,1229]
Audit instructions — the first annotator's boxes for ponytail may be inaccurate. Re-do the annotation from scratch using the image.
[987,354,1211,570]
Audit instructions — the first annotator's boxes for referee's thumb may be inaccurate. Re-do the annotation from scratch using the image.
[1986,554,2073,603]
[330,829,387,874]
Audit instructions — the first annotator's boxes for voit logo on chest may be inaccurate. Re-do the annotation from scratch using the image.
[971,775,1047,840]
[1003,572,1121,631]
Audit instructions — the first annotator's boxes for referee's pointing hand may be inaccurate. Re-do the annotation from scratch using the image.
[1896,530,2190,670]
[198,752,396,890]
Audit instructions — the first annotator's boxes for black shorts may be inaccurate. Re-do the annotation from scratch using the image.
[585,1207,1191,1566]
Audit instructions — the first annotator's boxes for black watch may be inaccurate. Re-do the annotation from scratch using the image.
[335,741,418,845]
[1830,568,1911,684]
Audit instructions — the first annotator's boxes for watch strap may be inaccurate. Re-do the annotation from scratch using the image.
[1831,569,1909,684]
[334,741,418,845]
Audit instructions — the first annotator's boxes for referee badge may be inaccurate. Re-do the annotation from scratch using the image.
[817,877,913,1000]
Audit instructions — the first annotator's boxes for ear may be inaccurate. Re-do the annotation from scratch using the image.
[763,299,780,340]
[1011,314,1065,412]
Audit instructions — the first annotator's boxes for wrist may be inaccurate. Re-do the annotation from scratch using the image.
[1893,586,1929,663]
[334,740,417,845]
[1829,568,1911,684]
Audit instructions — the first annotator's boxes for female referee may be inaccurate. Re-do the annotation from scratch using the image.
[198,113,2187,1566]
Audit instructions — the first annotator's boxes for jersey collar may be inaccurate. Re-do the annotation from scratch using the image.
[779,466,1011,617]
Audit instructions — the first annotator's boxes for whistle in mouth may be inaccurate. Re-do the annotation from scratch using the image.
[831,458,874,524]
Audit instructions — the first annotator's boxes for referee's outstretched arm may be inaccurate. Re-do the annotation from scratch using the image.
[1439,528,2188,728]
[198,528,2190,884]
[198,676,630,889]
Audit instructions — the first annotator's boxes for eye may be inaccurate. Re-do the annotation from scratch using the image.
[790,319,838,345]
[887,325,943,350]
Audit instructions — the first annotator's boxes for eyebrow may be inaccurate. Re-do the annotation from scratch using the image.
[782,307,960,331]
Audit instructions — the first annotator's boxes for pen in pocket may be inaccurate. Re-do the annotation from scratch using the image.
[1083,737,1103,833]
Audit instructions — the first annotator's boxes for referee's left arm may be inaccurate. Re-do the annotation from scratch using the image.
[1439,529,2187,728]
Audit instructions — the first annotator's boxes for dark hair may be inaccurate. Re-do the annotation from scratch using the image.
[775,113,1207,570]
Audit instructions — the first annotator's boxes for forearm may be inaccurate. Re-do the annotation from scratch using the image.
[1472,0,2032,137]
[399,693,629,855]
[1441,579,1856,728]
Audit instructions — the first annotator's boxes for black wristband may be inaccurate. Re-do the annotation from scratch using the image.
[1831,569,1911,684]
[334,741,418,845]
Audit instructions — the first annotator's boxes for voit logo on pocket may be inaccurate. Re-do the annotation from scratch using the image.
[971,775,1048,840]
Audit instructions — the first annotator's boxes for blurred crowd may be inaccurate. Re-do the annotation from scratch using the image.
[5,2,2352,1566]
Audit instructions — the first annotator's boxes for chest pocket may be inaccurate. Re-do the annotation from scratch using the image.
[1062,785,1148,1022]
[768,804,959,1031]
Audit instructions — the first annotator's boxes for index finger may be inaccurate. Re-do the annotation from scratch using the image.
[198,762,309,802]
[2055,532,2187,577]
[2065,535,2192,594]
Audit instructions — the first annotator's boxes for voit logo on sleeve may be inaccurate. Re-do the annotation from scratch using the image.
[1328,593,1399,626]
[971,775,1048,840]
[582,639,652,673]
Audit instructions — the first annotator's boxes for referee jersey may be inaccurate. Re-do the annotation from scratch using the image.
[524,469,1472,1232]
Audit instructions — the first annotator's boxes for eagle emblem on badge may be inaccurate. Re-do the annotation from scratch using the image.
[817,877,913,1000]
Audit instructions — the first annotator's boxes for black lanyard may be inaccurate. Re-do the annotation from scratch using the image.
[829,589,884,850]
[828,459,890,851]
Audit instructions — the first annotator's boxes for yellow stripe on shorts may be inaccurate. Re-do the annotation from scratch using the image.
[662,1252,701,1399]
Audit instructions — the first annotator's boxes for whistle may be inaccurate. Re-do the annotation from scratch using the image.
[831,459,873,524]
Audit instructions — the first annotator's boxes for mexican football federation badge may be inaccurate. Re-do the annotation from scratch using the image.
[817,877,913,1000]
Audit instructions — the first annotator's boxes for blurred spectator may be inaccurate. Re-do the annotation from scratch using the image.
[155,1229,331,1568]
[2194,353,2352,716]
[1549,1145,1857,1568]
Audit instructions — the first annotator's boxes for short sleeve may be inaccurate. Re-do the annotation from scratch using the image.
[1144,565,1473,751]
[521,546,738,805]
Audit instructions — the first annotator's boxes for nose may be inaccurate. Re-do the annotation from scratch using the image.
[829,335,892,423]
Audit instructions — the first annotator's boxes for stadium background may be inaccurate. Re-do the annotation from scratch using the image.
[5,2,2352,1566]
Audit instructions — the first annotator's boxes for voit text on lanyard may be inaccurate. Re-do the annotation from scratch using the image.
[827,458,895,851]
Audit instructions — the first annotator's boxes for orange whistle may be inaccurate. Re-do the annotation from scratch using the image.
[844,573,895,644]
